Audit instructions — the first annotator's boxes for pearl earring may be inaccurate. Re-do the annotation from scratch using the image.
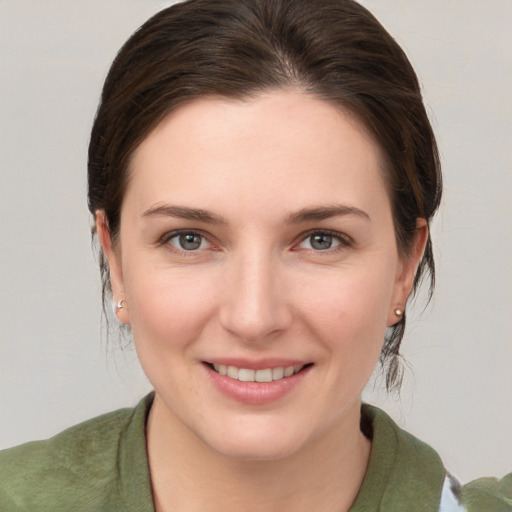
[394,308,403,317]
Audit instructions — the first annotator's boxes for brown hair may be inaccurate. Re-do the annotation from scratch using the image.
[88,0,442,390]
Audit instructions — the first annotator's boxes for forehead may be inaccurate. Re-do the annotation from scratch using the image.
[125,91,389,219]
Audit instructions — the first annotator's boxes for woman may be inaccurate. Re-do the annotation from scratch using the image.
[0,0,510,510]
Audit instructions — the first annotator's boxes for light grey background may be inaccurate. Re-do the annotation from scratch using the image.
[1,0,510,484]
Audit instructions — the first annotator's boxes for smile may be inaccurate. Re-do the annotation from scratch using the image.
[204,361,313,404]
[207,363,311,382]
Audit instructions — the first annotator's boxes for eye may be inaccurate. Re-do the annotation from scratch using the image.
[298,231,347,251]
[166,231,210,251]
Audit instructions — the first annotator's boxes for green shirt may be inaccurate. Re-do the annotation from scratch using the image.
[1,393,510,511]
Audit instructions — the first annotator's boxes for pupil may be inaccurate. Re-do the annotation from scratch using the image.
[311,234,332,250]
[180,233,201,250]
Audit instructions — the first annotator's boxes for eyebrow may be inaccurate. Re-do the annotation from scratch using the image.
[285,205,370,224]
[141,203,370,225]
[142,204,228,225]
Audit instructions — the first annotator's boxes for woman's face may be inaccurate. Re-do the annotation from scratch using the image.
[101,91,424,460]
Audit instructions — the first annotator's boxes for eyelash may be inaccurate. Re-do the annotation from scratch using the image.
[157,230,213,256]
[295,229,352,253]
[158,229,352,255]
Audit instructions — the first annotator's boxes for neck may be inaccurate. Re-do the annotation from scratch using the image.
[146,394,371,512]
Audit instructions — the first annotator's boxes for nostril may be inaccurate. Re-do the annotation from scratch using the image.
[219,297,293,341]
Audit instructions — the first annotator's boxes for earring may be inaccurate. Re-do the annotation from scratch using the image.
[394,308,403,317]
[116,299,126,310]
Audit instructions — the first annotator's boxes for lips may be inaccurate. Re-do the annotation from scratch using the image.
[202,360,313,404]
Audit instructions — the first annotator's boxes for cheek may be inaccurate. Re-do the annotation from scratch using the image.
[296,264,397,374]
[124,264,220,351]
[301,267,395,333]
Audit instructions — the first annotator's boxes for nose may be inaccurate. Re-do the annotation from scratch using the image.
[219,250,293,343]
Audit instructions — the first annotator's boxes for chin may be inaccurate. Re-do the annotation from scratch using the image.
[210,436,304,462]
[195,417,313,462]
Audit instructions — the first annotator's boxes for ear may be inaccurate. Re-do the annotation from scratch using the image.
[95,210,130,325]
[387,218,429,326]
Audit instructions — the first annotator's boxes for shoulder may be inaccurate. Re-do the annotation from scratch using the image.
[459,473,512,512]
[0,394,154,512]
[438,473,512,511]
[358,405,512,512]
[358,404,447,510]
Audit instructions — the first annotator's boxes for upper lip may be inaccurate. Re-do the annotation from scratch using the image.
[203,358,312,370]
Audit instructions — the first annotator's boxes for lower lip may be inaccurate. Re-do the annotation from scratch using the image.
[203,364,312,405]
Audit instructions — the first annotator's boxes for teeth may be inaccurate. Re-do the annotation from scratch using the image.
[238,369,255,382]
[255,368,272,382]
[227,365,238,379]
[272,367,284,380]
[212,363,305,382]
[284,366,295,377]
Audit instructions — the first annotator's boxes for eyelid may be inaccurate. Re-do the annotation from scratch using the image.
[156,228,352,254]
[294,229,353,251]
[157,229,214,251]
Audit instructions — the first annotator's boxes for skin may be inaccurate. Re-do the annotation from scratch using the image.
[97,90,427,512]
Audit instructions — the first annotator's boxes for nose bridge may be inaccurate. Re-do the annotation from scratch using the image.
[220,244,291,341]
